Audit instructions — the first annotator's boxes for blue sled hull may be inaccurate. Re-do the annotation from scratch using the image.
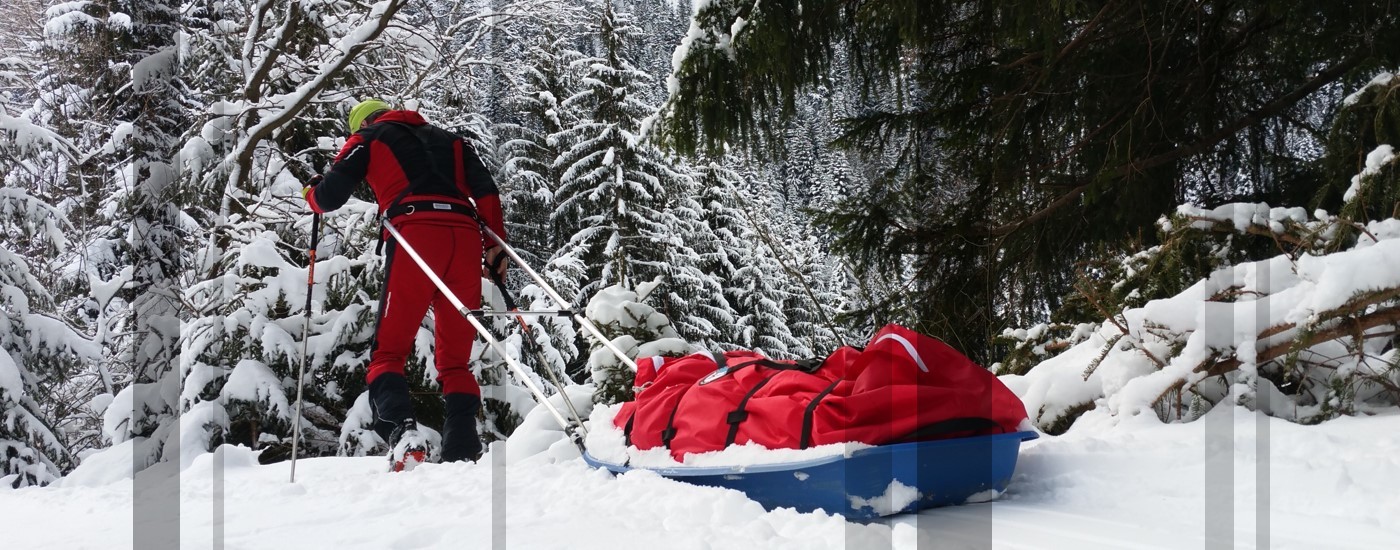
[583,431,1039,521]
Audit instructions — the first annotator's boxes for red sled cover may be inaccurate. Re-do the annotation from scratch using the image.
[613,324,1029,460]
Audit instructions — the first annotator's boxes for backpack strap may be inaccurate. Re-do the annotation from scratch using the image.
[374,121,474,254]
[623,414,636,447]
[728,358,805,372]
[893,417,1003,443]
[717,356,824,448]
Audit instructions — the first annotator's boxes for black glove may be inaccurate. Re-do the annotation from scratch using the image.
[301,174,323,200]
[486,246,508,282]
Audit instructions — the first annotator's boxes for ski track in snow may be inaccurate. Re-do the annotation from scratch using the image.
[3,408,1399,549]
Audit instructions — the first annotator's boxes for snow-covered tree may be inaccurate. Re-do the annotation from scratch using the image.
[25,0,196,475]
[497,23,583,267]
[584,282,685,405]
[0,59,100,487]
[695,161,854,358]
[689,162,798,356]
[779,234,856,355]
[550,2,734,348]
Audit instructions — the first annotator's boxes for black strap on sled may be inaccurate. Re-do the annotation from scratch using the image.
[661,352,728,449]
[799,378,843,449]
[728,358,822,374]
[623,414,636,447]
[893,417,1003,443]
[724,373,778,447]
[719,357,827,447]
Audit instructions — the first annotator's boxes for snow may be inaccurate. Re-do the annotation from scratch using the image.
[635,337,689,358]
[131,48,176,92]
[42,4,99,38]
[848,480,921,516]
[1177,202,1309,233]
[1343,144,1395,202]
[504,385,595,464]
[584,284,676,338]
[88,265,132,308]
[102,384,136,444]
[1343,72,1395,106]
[55,439,136,488]
[85,392,114,416]
[221,359,292,418]
[1014,201,1400,426]
[107,12,132,31]
[0,340,23,393]
[5,405,1398,548]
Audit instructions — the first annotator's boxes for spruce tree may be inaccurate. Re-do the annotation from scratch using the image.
[1,0,193,476]
[0,64,101,487]
[655,0,1400,361]
[498,25,582,267]
[695,164,806,357]
[550,1,728,347]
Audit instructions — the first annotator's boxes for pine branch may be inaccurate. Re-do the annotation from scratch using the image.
[1201,304,1400,378]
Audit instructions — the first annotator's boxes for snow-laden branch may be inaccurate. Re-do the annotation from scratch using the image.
[242,0,302,103]
[225,0,409,196]
[0,109,76,160]
[1008,201,1400,430]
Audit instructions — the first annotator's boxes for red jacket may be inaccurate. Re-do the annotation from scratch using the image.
[305,110,507,243]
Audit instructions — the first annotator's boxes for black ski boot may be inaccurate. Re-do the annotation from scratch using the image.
[387,418,429,472]
[369,373,429,471]
[441,393,484,462]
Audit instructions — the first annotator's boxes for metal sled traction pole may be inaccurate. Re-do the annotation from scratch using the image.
[474,222,639,373]
[380,217,632,449]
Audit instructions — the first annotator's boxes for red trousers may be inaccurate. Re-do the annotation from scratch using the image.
[367,221,483,396]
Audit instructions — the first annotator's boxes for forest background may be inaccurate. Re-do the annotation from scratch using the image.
[2,0,1398,488]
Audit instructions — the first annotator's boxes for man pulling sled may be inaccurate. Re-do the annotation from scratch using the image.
[302,99,508,471]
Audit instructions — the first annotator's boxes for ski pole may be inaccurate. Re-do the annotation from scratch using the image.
[290,211,321,483]
[381,219,587,452]
[485,264,589,438]
[449,196,638,370]
[469,211,638,371]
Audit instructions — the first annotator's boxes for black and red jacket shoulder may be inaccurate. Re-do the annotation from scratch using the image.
[305,109,506,241]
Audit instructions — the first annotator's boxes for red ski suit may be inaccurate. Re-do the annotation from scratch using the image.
[305,110,506,397]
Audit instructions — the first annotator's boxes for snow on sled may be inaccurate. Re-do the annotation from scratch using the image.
[583,324,1036,520]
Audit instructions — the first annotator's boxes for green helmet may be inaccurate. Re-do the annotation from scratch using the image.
[348,98,391,133]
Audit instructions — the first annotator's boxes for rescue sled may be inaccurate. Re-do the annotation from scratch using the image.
[583,324,1037,520]
[582,430,1037,521]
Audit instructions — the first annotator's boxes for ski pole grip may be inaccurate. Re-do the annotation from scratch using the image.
[304,213,322,314]
[488,268,520,311]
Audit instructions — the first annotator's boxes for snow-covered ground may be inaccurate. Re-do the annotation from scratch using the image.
[4,406,1396,549]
